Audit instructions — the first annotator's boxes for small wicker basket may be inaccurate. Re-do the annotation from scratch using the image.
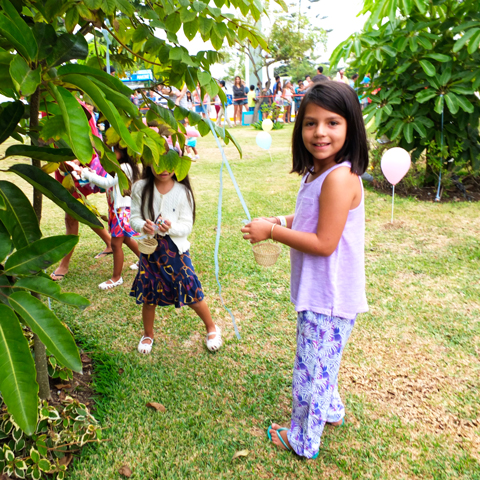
[137,237,158,255]
[252,242,281,267]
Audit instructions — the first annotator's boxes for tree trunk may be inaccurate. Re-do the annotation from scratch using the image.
[252,100,261,123]
[30,88,42,222]
[33,331,51,400]
[30,87,51,400]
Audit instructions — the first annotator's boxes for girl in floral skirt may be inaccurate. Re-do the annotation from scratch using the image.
[81,147,140,290]
[241,81,369,459]
[129,166,222,354]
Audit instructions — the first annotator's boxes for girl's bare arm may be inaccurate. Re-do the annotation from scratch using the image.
[241,169,361,256]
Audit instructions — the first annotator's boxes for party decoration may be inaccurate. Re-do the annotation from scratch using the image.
[262,118,273,132]
[381,147,411,185]
[381,147,411,223]
[185,126,200,137]
[256,131,272,150]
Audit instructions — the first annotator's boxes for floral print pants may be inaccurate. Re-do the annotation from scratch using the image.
[286,311,356,458]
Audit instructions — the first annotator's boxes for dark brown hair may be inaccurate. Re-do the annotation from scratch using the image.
[291,81,369,176]
[140,167,196,224]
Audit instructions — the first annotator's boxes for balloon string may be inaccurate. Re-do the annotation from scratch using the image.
[391,185,395,223]
[435,95,444,202]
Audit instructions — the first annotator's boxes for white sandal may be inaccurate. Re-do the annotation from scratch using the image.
[206,325,222,352]
[98,277,123,290]
[138,336,154,354]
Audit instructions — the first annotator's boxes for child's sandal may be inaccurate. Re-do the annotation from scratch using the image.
[206,325,222,352]
[138,336,154,354]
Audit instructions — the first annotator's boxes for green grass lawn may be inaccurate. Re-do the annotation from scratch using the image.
[1,125,479,479]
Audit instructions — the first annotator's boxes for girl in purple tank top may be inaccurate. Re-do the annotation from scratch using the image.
[242,82,369,459]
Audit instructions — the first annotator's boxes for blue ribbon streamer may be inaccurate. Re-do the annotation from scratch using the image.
[435,95,444,202]
[207,107,251,340]
[192,82,251,339]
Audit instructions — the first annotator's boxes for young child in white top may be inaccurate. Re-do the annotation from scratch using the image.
[81,147,141,290]
[129,166,222,354]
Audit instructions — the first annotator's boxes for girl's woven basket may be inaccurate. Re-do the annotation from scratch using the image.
[252,242,281,267]
[137,237,158,255]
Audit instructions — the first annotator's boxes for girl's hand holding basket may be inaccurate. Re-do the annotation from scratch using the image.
[241,218,275,244]
[143,219,157,236]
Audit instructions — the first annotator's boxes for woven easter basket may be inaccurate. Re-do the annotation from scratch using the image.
[137,237,158,255]
[252,242,281,267]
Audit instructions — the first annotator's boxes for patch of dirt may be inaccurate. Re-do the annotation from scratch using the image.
[343,331,480,460]
[371,176,480,203]
[49,353,96,408]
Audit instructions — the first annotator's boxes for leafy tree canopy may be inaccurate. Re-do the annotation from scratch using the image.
[331,0,480,179]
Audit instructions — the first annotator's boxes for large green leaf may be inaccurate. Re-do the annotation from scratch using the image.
[4,145,76,162]
[14,277,90,309]
[456,95,474,114]
[46,33,88,67]
[8,164,103,229]
[412,121,427,137]
[100,149,129,194]
[419,59,436,77]
[445,92,459,114]
[0,304,38,435]
[0,0,38,61]
[57,64,133,97]
[9,56,41,97]
[0,219,12,263]
[453,28,480,53]
[404,123,413,143]
[224,129,242,158]
[88,77,138,117]
[4,235,78,276]
[416,89,437,103]
[0,101,24,145]
[9,292,82,372]
[0,181,41,250]
[48,84,93,164]
[32,23,56,61]
[61,74,141,154]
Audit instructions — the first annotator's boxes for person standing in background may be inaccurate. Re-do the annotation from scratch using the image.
[335,69,350,85]
[232,76,244,126]
[247,85,256,112]
[216,80,233,127]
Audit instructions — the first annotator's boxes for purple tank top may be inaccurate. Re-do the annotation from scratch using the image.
[290,161,368,319]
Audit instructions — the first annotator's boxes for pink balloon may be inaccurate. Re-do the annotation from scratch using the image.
[381,147,411,185]
[185,126,200,137]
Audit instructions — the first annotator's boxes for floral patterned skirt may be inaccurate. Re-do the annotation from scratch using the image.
[107,194,138,238]
[130,235,204,308]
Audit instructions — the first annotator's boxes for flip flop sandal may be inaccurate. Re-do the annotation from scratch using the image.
[50,272,65,282]
[267,426,291,451]
[98,278,123,290]
[94,250,113,259]
[138,336,154,354]
[206,325,222,352]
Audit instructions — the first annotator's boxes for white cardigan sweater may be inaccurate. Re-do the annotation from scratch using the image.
[82,163,133,209]
[130,179,193,254]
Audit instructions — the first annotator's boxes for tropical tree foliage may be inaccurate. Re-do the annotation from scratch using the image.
[0,178,92,436]
[0,0,286,435]
[331,0,480,181]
